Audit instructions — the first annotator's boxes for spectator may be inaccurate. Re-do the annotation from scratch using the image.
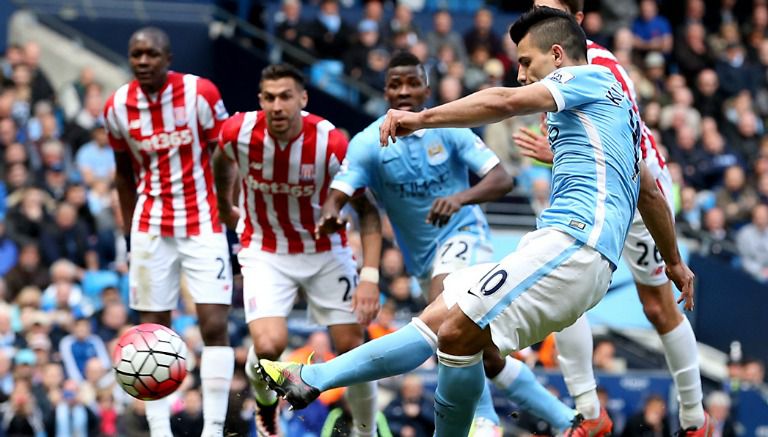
[727,109,762,162]
[463,46,491,92]
[463,9,501,57]
[345,20,383,81]
[96,390,119,437]
[93,300,128,343]
[582,11,611,48]
[0,352,12,400]
[667,125,705,188]
[3,243,49,300]
[58,317,110,382]
[632,0,673,56]
[39,202,96,268]
[387,4,419,49]
[75,125,115,186]
[0,217,18,276]
[384,374,434,437]
[700,207,739,262]
[59,67,97,121]
[388,275,422,314]
[716,43,759,98]
[697,118,740,189]
[303,0,353,60]
[0,116,20,148]
[674,23,715,84]
[715,165,759,228]
[122,398,150,437]
[736,203,768,282]
[437,75,462,105]
[23,41,55,106]
[425,10,467,64]
[741,357,766,386]
[171,389,204,437]
[693,69,725,121]
[0,379,46,435]
[275,0,308,68]
[5,187,54,246]
[368,299,397,340]
[620,394,672,437]
[593,338,622,373]
[48,378,99,436]
[0,305,27,352]
[704,391,737,437]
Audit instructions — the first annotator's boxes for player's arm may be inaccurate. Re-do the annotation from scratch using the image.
[380,84,556,144]
[212,147,240,230]
[637,163,695,310]
[113,150,137,237]
[428,164,513,227]
[316,189,350,238]
[349,191,382,325]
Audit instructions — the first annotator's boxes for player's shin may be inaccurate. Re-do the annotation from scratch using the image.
[145,396,173,437]
[201,346,235,436]
[491,356,575,430]
[246,345,278,405]
[660,318,705,429]
[555,314,601,420]
[346,381,378,437]
[301,318,437,390]
[434,350,485,437]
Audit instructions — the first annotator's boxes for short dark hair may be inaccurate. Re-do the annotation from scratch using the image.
[130,27,171,54]
[260,64,305,88]
[387,51,428,84]
[509,6,586,61]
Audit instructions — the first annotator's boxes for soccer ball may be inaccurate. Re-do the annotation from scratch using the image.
[113,323,188,400]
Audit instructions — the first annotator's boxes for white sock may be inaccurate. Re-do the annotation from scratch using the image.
[145,397,172,437]
[245,345,278,405]
[201,346,235,437]
[490,355,523,389]
[555,314,599,419]
[346,381,378,437]
[660,318,705,429]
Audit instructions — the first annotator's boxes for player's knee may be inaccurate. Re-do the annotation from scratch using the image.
[641,299,667,327]
[252,336,286,360]
[482,349,506,379]
[199,318,228,346]
[437,314,467,351]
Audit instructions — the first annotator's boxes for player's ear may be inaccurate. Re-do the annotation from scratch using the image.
[552,44,565,67]
[574,11,585,25]
[300,89,308,109]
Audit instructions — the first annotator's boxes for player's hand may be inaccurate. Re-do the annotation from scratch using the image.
[315,211,347,239]
[219,204,240,230]
[352,281,380,325]
[380,109,423,146]
[427,195,462,227]
[666,261,695,311]
[513,126,554,164]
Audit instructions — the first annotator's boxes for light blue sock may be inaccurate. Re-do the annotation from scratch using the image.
[492,356,575,430]
[474,380,500,425]
[434,351,485,437]
[301,321,436,391]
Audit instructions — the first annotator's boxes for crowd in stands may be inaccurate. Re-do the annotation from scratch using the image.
[0,0,766,435]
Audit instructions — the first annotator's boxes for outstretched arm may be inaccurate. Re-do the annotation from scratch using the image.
[427,164,514,226]
[637,163,696,310]
[380,84,557,144]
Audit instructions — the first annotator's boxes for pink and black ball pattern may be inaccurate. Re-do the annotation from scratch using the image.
[113,323,188,400]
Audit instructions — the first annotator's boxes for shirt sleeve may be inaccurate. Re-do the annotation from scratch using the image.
[217,112,244,162]
[450,129,500,177]
[196,78,229,142]
[539,66,610,113]
[329,130,373,197]
[103,93,129,152]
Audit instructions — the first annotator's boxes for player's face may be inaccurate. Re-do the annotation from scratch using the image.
[259,78,307,137]
[385,66,430,112]
[516,34,560,85]
[128,35,170,93]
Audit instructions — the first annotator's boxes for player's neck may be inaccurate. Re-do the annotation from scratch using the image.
[269,123,303,144]
[139,75,169,96]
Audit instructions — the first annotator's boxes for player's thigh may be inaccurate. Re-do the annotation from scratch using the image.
[302,248,359,327]
[238,249,301,324]
[452,229,613,355]
[622,212,669,287]
[178,233,234,305]
[129,232,180,312]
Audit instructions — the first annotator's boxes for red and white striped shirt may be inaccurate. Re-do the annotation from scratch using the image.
[218,111,348,254]
[587,40,667,177]
[104,72,228,237]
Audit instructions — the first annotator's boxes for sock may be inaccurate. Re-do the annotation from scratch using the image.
[660,318,705,429]
[474,381,500,426]
[246,345,278,405]
[346,381,378,437]
[301,318,437,391]
[434,350,485,437]
[145,397,172,437]
[201,346,234,437]
[492,356,575,430]
[555,314,600,419]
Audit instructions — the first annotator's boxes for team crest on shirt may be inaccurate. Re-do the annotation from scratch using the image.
[174,107,187,126]
[426,143,448,165]
[300,164,315,181]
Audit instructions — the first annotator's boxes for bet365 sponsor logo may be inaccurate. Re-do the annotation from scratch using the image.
[137,128,194,151]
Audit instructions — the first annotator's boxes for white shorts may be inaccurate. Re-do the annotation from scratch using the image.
[417,232,494,293]
[442,228,612,355]
[129,232,233,311]
[622,166,674,287]
[239,247,358,325]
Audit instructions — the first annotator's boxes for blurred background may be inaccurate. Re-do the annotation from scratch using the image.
[0,0,766,435]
